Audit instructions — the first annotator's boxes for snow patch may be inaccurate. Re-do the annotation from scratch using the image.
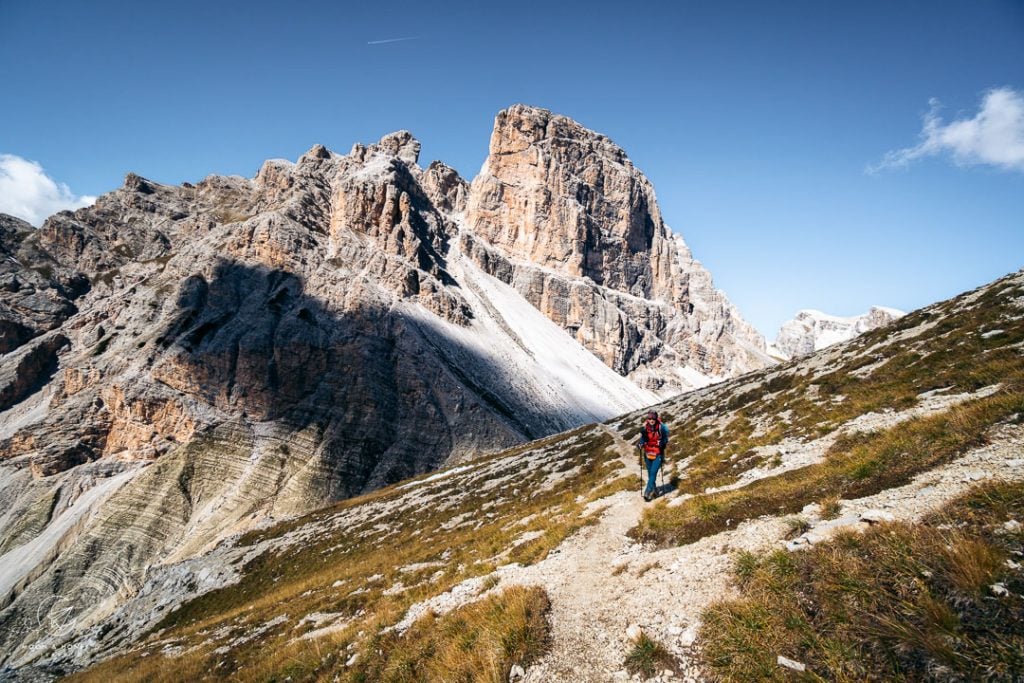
[773,306,905,359]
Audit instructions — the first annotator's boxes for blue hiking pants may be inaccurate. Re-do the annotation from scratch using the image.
[644,455,663,497]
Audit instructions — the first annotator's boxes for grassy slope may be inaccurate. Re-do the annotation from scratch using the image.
[700,480,1024,681]
[68,269,1024,682]
[630,270,1024,546]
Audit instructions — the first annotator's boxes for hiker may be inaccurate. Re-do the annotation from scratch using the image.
[638,410,669,501]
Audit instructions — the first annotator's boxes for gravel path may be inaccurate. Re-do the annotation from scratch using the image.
[511,426,782,682]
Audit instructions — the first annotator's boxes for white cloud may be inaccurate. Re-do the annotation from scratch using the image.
[869,87,1024,173]
[0,154,96,227]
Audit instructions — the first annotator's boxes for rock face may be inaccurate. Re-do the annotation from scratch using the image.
[464,105,770,393]
[0,215,84,354]
[771,306,905,359]
[0,105,767,667]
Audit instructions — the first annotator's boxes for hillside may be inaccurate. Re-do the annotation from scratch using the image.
[0,105,770,668]
[20,268,1021,681]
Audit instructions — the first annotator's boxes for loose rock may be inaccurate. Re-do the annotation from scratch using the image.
[777,655,807,672]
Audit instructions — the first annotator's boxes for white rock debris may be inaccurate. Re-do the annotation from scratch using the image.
[777,655,807,672]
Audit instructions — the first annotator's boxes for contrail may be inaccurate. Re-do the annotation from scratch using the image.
[367,36,419,45]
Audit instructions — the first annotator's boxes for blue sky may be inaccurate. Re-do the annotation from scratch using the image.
[1,0,1022,338]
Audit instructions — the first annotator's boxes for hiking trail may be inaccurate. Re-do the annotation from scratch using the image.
[404,403,1024,682]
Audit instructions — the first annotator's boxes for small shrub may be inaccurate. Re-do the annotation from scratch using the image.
[827,429,875,456]
[635,561,659,578]
[733,551,759,584]
[850,459,878,479]
[697,499,721,521]
[818,495,842,519]
[625,633,678,678]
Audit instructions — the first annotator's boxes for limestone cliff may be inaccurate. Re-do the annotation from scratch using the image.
[464,105,770,394]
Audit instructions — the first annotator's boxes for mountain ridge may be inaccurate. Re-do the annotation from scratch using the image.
[0,104,771,670]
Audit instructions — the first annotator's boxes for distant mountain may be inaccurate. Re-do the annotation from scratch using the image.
[769,306,904,359]
[0,105,769,668]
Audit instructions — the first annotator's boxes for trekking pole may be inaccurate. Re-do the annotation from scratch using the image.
[638,446,644,495]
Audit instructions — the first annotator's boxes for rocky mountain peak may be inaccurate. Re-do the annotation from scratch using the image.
[421,160,468,214]
[122,172,157,194]
[469,103,654,288]
[0,214,32,254]
[301,142,332,161]
[374,130,421,165]
[489,104,627,162]
[463,104,770,393]
[771,305,906,359]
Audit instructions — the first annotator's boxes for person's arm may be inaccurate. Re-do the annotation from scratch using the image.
[661,424,669,451]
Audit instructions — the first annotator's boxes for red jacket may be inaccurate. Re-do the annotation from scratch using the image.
[639,420,669,459]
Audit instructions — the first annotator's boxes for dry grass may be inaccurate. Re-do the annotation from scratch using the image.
[349,585,550,683]
[69,430,622,682]
[818,495,842,520]
[71,587,549,683]
[699,480,1024,681]
[60,647,216,683]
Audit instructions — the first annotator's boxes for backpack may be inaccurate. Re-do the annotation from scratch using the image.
[643,420,663,460]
